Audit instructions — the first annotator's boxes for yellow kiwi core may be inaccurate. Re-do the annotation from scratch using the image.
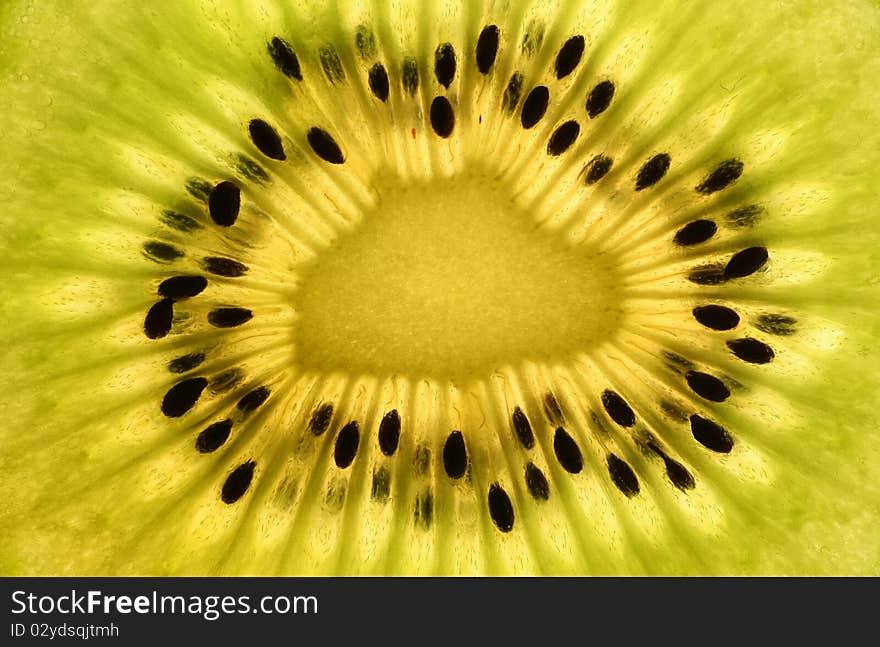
[294,171,622,379]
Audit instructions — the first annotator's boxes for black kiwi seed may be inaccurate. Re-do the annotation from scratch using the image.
[553,427,583,474]
[161,210,201,233]
[371,467,391,502]
[584,154,613,184]
[208,181,241,227]
[663,351,693,372]
[378,409,401,456]
[521,20,545,57]
[726,204,763,228]
[235,155,269,184]
[487,484,515,532]
[309,403,333,436]
[727,338,775,364]
[659,400,689,422]
[754,313,797,336]
[443,431,468,479]
[210,369,243,394]
[319,45,345,83]
[413,446,431,476]
[248,119,286,161]
[221,461,255,504]
[430,96,455,138]
[161,377,208,418]
[325,482,346,513]
[554,35,585,79]
[696,158,744,194]
[168,352,205,374]
[687,263,728,286]
[601,390,636,428]
[693,304,740,330]
[521,86,549,129]
[525,462,550,500]
[607,454,640,497]
[586,80,615,118]
[268,37,302,80]
[202,256,248,277]
[143,241,183,263]
[646,441,696,489]
[144,298,174,339]
[674,220,717,246]
[544,392,564,424]
[725,246,769,279]
[434,43,456,88]
[158,275,207,299]
[662,455,696,490]
[685,371,730,402]
[635,153,671,191]
[185,177,212,202]
[237,386,270,413]
[368,63,390,102]
[547,120,580,156]
[502,72,524,114]
[307,127,345,164]
[414,490,433,529]
[511,406,535,449]
[689,415,734,453]
[334,421,360,469]
[402,56,419,96]
[196,419,232,453]
[355,25,377,60]
[475,25,500,74]
[207,307,252,328]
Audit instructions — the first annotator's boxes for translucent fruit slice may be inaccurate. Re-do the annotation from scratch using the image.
[0,0,879,575]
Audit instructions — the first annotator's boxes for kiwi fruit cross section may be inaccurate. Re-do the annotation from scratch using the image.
[1,1,879,575]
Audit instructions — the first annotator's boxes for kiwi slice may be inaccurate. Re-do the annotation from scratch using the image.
[1,1,879,576]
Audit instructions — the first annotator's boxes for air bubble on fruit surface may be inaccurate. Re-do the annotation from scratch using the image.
[762,182,833,223]
[574,472,631,548]
[798,324,844,354]
[620,77,683,133]
[738,127,790,166]
[759,345,819,383]
[727,389,801,437]
[85,225,155,266]
[103,361,166,398]
[46,276,118,318]
[668,484,725,531]
[618,485,670,544]
[717,439,774,486]
[676,98,737,150]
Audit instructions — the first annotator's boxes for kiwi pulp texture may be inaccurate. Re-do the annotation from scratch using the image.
[1,1,879,575]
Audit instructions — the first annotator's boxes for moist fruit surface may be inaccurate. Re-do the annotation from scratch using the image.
[1,0,879,575]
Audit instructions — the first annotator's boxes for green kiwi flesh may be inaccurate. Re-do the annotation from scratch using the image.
[1,0,879,575]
